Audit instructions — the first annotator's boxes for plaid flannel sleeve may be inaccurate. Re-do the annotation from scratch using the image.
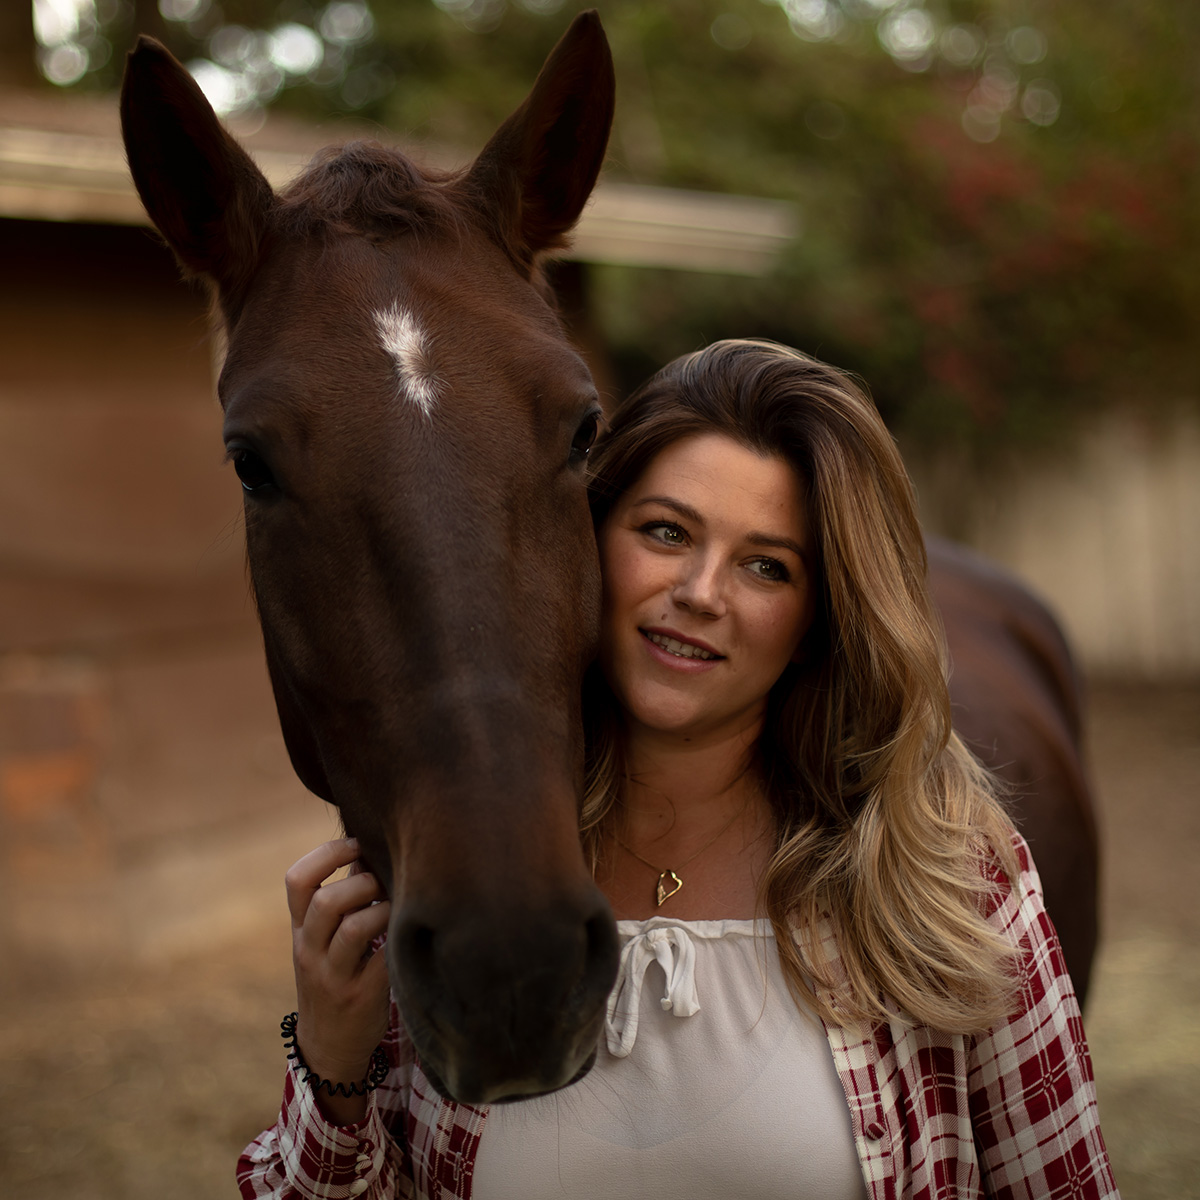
[236,1000,416,1200]
[968,839,1119,1199]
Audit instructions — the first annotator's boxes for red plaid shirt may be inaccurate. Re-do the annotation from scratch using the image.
[237,835,1117,1199]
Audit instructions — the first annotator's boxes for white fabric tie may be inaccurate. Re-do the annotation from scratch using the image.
[605,925,701,1058]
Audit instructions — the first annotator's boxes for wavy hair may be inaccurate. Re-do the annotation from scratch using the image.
[584,339,1018,1032]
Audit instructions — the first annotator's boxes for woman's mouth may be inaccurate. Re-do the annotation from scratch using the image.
[641,630,722,661]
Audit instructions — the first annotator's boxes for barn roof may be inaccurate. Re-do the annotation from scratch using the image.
[0,88,798,277]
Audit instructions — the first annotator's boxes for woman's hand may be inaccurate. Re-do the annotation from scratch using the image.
[286,837,392,1125]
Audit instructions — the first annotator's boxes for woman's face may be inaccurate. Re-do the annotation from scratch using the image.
[598,431,817,747]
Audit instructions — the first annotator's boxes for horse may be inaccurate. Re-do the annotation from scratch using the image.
[929,539,1098,1004]
[121,12,619,1105]
[120,12,1099,1110]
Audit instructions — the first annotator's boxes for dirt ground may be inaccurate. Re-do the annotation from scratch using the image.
[1077,683,1200,1199]
[1,681,1196,1199]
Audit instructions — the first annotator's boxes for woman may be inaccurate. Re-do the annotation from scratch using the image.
[239,339,1117,1199]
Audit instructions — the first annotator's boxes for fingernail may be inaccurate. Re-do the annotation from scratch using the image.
[345,836,359,850]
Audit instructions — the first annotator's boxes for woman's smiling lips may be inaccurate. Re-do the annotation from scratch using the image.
[639,626,725,669]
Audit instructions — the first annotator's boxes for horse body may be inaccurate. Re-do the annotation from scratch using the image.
[930,539,1098,1004]
[120,12,1098,1108]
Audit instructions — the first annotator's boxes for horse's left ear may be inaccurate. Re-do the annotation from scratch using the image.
[462,9,614,274]
[120,36,273,310]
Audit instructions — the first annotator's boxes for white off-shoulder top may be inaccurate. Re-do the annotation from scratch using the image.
[471,916,869,1199]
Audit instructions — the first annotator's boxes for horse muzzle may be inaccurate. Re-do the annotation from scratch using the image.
[387,886,618,1105]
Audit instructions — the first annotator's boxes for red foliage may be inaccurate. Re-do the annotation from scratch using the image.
[924,342,1002,424]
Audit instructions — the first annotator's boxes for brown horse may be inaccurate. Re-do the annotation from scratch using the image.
[929,539,1098,1004]
[121,14,619,1104]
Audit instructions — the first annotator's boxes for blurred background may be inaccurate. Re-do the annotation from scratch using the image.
[0,1,1196,1195]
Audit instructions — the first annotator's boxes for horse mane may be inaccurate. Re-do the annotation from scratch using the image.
[273,140,468,242]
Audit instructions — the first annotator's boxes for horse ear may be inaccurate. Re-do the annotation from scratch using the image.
[463,10,614,273]
[120,36,273,306]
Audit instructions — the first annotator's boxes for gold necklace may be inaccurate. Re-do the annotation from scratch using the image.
[615,807,743,906]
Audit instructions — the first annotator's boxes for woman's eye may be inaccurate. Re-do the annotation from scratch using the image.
[749,557,790,582]
[569,411,601,464]
[642,521,687,545]
[231,449,276,493]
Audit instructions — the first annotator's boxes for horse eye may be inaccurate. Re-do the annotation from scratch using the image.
[232,449,276,493]
[570,411,601,464]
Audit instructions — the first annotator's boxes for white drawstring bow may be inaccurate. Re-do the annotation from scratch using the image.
[605,925,701,1058]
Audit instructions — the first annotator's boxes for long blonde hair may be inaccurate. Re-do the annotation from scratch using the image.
[584,339,1018,1032]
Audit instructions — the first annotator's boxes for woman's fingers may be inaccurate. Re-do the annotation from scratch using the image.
[296,870,386,953]
[285,837,362,928]
[285,838,391,978]
[327,897,391,976]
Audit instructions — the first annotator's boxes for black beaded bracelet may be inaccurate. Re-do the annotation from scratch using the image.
[280,1011,390,1098]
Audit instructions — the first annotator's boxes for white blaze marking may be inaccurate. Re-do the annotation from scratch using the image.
[373,302,441,418]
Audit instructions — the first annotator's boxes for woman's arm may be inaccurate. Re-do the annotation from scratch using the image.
[236,839,414,1200]
[969,839,1119,1199]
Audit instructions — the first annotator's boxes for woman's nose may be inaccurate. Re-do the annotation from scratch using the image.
[671,557,726,617]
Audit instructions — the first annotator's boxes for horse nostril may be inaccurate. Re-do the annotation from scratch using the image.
[400,921,437,977]
[582,905,619,989]
[585,912,609,956]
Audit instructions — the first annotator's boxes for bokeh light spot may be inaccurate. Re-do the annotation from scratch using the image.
[319,2,376,46]
[433,0,505,34]
[1022,81,1061,126]
[34,0,93,46]
[210,25,256,68]
[711,13,752,51]
[977,66,1018,113]
[1007,26,1048,66]
[268,23,324,76]
[159,0,209,21]
[940,24,982,69]
[86,33,112,70]
[783,0,844,43]
[187,58,247,114]
[878,6,936,63]
[40,42,90,86]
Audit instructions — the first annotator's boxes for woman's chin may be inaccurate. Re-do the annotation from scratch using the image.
[625,702,759,745]
[647,689,776,745]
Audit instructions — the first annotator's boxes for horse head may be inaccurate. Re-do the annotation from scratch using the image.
[121,13,618,1103]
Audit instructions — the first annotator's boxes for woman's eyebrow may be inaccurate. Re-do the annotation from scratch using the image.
[747,532,808,560]
[628,495,705,525]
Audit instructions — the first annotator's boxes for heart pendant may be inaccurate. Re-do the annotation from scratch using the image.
[655,870,683,906]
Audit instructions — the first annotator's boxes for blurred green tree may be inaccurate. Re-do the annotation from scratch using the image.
[33,0,1199,448]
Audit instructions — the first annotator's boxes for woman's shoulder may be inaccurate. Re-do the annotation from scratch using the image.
[975,827,1045,926]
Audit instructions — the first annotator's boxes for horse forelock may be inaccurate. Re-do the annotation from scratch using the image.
[271,140,557,305]
[273,140,467,242]
[265,139,558,328]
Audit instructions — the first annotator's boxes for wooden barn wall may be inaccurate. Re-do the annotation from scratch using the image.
[0,217,330,973]
[906,405,1200,681]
